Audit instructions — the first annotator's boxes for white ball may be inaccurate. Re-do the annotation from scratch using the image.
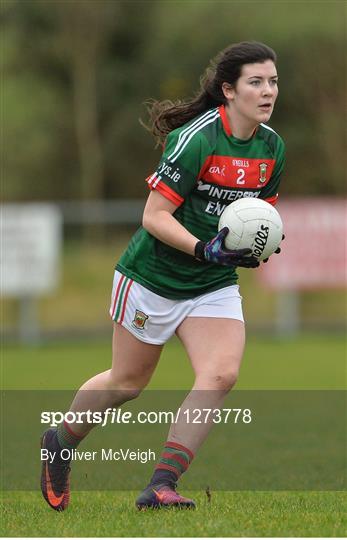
[218,198,283,261]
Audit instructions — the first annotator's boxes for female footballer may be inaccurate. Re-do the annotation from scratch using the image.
[41,41,285,510]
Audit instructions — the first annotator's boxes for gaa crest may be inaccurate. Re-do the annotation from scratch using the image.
[259,163,268,183]
[132,309,149,330]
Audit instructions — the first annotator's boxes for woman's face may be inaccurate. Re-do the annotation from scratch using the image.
[224,60,278,125]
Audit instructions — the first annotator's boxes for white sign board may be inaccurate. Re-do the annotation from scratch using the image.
[1,204,62,296]
[258,198,347,290]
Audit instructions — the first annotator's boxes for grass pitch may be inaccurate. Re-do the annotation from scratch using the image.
[2,333,345,390]
[1,491,346,537]
[1,334,346,537]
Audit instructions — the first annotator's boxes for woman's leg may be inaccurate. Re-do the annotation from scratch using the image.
[136,317,244,508]
[168,317,245,452]
[68,323,163,436]
[41,323,162,511]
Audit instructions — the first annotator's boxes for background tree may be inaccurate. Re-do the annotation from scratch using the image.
[2,0,346,204]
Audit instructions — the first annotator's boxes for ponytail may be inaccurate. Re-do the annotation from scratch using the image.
[142,41,277,145]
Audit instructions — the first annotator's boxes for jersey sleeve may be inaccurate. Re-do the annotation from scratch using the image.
[260,135,285,206]
[146,127,211,206]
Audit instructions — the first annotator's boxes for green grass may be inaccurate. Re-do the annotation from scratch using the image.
[1,333,345,390]
[1,335,346,536]
[1,491,346,537]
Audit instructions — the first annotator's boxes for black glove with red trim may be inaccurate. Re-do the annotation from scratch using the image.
[195,227,259,268]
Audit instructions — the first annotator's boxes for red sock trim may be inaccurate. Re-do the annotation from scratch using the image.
[166,441,194,461]
[162,452,189,470]
[63,420,85,439]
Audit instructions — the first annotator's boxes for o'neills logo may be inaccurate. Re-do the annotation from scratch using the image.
[253,224,269,258]
[132,310,149,330]
[259,163,268,183]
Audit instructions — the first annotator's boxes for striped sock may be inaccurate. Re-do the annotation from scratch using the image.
[57,420,86,450]
[151,441,194,484]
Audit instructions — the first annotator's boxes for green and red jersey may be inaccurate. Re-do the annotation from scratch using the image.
[117,105,285,299]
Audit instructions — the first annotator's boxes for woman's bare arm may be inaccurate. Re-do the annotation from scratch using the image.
[142,190,199,256]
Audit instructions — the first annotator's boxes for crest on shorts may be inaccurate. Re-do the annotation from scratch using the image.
[132,309,149,330]
[259,162,268,183]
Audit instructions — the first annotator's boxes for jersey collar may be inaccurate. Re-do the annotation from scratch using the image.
[218,104,258,140]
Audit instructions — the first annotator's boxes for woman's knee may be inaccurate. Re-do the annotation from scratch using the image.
[117,387,143,401]
[107,369,147,402]
[196,367,240,391]
[215,369,239,391]
[104,385,143,405]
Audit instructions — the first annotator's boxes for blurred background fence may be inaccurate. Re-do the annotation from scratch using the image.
[1,0,346,343]
[2,198,346,343]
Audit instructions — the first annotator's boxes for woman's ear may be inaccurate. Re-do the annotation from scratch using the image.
[222,82,235,100]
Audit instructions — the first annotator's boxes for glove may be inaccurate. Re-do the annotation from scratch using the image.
[263,234,285,263]
[195,227,259,268]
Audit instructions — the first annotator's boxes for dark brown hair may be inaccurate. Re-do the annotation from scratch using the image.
[143,41,277,145]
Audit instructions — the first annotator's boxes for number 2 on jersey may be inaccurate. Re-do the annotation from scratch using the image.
[236,168,245,185]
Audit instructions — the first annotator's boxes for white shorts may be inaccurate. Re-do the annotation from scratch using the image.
[109,270,244,345]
